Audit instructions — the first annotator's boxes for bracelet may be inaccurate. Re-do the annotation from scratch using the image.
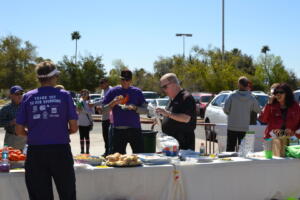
[168,111,172,118]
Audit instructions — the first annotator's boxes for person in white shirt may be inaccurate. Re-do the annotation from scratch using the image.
[77,89,94,154]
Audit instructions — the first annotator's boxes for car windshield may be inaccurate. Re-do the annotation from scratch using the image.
[157,99,169,106]
[255,95,268,107]
[200,96,213,103]
[143,92,159,99]
[192,96,200,102]
[90,95,101,100]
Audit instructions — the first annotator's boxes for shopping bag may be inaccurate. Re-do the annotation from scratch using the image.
[272,136,289,157]
[286,145,300,158]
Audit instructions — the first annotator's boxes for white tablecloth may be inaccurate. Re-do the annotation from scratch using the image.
[0,165,174,200]
[178,157,300,200]
[214,124,266,152]
[2,158,300,200]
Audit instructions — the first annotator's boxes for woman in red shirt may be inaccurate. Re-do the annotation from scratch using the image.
[259,83,300,138]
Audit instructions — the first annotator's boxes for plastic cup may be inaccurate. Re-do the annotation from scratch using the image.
[264,150,273,159]
[263,139,273,159]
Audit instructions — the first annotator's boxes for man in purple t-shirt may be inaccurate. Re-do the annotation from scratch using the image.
[16,61,78,200]
[102,69,148,154]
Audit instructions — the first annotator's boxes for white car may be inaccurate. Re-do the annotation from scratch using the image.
[142,91,160,103]
[204,90,268,140]
[89,94,102,114]
[89,94,102,103]
[294,89,300,103]
[147,98,170,118]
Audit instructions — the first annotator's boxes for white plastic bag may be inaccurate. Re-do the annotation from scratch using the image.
[157,134,179,156]
[148,103,179,156]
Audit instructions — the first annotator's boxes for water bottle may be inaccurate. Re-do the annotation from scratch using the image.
[245,131,255,153]
[289,136,299,146]
[200,143,205,156]
[23,144,28,155]
[0,145,10,172]
[2,145,9,160]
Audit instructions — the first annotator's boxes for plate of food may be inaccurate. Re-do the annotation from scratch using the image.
[105,153,143,167]
[74,155,104,166]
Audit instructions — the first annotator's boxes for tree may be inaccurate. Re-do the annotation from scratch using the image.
[107,59,129,86]
[261,45,270,54]
[57,55,106,92]
[153,56,175,78]
[261,45,271,85]
[132,68,159,92]
[71,31,81,64]
[0,35,38,89]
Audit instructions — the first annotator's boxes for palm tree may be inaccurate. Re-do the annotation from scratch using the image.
[261,45,270,54]
[71,31,81,64]
[261,45,271,85]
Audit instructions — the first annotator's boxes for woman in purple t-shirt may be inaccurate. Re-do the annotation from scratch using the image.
[16,61,78,200]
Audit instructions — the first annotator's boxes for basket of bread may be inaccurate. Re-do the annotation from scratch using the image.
[106,153,142,167]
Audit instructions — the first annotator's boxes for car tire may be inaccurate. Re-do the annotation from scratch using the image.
[204,119,217,142]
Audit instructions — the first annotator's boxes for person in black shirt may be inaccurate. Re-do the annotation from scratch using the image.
[156,73,197,150]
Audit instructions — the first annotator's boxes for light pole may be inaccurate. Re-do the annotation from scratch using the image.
[222,0,225,65]
[176,33,192,58]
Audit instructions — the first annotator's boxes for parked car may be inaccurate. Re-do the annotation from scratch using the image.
[89,94,102,103]
[147,98,170,118]
[142,91,160,103]
[204,90,268,141]
[89,94,102,114]
[192,92,214,118]
[294,89,300,103]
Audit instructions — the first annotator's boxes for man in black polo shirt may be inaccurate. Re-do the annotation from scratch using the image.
[156,73,197,150]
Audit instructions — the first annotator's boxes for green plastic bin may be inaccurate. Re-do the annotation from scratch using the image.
[142,130,158,153]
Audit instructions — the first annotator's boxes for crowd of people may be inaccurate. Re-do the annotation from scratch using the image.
[1,60,300,199]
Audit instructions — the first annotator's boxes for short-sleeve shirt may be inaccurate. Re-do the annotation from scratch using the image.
[102,86,146,129]
[162,90,197,134]
[16,86,78,145]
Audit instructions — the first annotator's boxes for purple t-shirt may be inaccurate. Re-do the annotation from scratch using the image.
[16,86,78,145]
[103,86,146,129]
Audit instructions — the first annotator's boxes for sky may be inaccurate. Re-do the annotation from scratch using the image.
[1,0,300,76]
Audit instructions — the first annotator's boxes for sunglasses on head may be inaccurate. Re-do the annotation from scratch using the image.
[274,90,285,95]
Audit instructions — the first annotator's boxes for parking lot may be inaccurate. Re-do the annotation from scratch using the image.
[0,115,208,156]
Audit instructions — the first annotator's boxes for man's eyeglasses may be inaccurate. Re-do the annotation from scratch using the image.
[160,82,171,90]
[274,90,285,95]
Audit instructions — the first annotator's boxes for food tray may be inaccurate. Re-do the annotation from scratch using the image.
[74,156,104,166]
[106,163,143,168]
[10,161,25,169]
[138,154,171,165]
